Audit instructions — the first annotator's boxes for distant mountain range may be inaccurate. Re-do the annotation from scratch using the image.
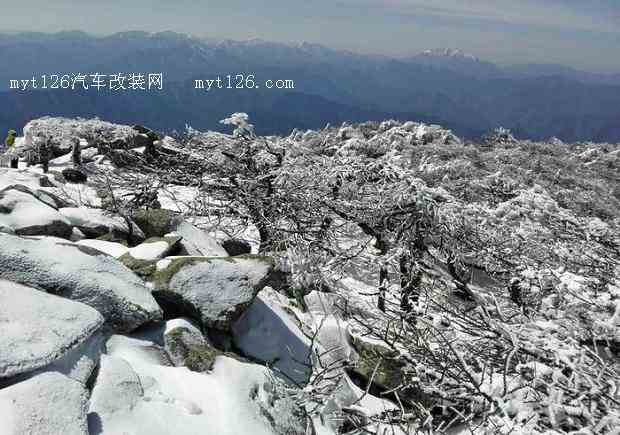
[1,31,619,142]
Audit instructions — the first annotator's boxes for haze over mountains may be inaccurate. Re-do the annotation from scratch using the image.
[1,31,619,142]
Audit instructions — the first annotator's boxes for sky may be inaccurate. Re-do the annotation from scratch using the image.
[2,0,620,72]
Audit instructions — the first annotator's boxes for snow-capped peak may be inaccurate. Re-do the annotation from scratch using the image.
[420,48,479,61]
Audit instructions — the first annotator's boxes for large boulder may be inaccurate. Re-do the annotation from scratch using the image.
[132,208,176,238]
[0,185,73,238]
[233,287,312,384]
[59,207,145,244]
[152,256,274,330]
[0,168,55,190]
[92,333,288,435]
[0,372,90,435]
[22,117,139,156]
[0,234,162,332]
[88,355,144,419]
[0,280,104,380]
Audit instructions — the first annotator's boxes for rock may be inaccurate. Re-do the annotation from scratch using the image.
[31,189,72,209]
[133,133,155,149]
[152,256,274,330]
[0,168,55,190]
[169,217,228,257]
[233,287,311,384]
[222,238,253,256]
[61,168,88,183]
[0,233,162,332]
[40,331,105,385]
[2,183,71,210]
[128,236,182,261]
[23,117,139,156]
[117,236,182,279]
[347,324,421,405]
[88,355,144,418]
[164,318,218,372]
[59,207,145,244]
[0,185,73,238]
[132,208,176,238]
[132,211,228,258]
[132,124,151,134]
[96,333,285,435]
[70,227,86,241]
[76,239,129,258]
[49,148,99,166]
[0,280,104,380]
[0,372,90,435]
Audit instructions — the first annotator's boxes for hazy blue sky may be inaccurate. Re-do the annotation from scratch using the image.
[3,0,620,71]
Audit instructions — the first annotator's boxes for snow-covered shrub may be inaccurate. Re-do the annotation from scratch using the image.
[220,112,256,138]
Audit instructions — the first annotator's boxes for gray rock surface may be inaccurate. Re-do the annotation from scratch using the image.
[88,355,144,417]
[0,280,104,379]
[128,236,182,261]
[0,372,89,435]
[0,186,72,238]
[169,218,228,257]
[22,117,139,156]
[59,207,145,243]
[153,256,274,330]
[164,318,218,371]
[0,168,55,191]
[0,234,162,332]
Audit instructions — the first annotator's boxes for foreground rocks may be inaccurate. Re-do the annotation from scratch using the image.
[0,234,162,332]
[59,207,145,244]
[233,287,312,384]
[0,280,104,380]
[152,256,274,330]
[0,372,90,435]
[0,185,73,238]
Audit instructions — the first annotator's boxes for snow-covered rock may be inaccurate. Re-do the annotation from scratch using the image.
[0,185,73,238]
[76,239,129,258]
[59,206,145,243]
[49,148,99,167]
[153,256,274,330]
[91,333,292,435]
[0,280,104,379]
[131,208,176,238]
[22,117,139,156]
[169,218,228,257]
[128,236,181,261]
[88,355,144,418]
[0,233,162,332]
[0,372,90,435]
[233,287,311,384]
[0,168,55,191]
[164,318,218,372]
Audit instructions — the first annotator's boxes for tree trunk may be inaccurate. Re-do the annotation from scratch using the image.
[378,266,388,312]
[72,139,82,167]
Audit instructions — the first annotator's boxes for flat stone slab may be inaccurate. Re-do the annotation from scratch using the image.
[0,280,104,379]
[0,372,89,435]
[0,234,162,332]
